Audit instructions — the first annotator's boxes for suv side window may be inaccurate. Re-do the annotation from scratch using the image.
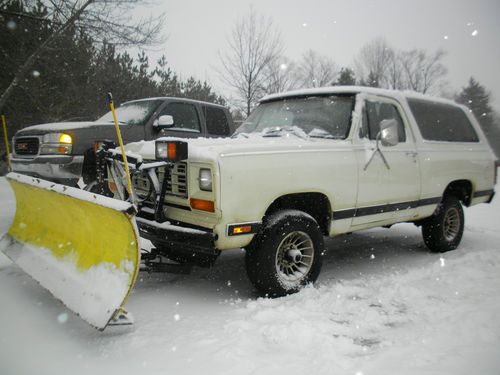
[360,100,406,142]
[407,99,479,142]
[160,102,201,133]
[204,106,230,136]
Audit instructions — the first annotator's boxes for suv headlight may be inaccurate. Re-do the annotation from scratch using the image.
[199,168,212,191]
[39,132,73,155]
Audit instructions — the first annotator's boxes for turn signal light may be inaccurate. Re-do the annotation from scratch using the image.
[232,226,252,235]
[190,198,215,213]
[168,143,177,160]
[108,181,118,193]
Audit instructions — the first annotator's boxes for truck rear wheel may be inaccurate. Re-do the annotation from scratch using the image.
[422,195,464,252]
[245,210,324,297]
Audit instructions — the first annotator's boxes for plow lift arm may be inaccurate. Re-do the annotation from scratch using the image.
[95,139,194,274]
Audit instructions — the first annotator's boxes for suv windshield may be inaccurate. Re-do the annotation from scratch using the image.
[235,95,355,139]
[97,99,163,126]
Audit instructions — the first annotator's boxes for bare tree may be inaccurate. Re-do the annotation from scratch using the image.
[0,0,165,114]
[386,49,404,90]
[399,49,447,94]
[295,49,338,88]
[261,57,297,95]
[218,7,284,115]
[354,37,393,88]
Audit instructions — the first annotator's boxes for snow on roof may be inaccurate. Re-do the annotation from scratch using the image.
[260,85,462,108]
[123,97,228,109]
[21,121,107,132]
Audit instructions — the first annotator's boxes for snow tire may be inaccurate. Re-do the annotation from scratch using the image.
[422,195,464,253]
[245,209,324,297]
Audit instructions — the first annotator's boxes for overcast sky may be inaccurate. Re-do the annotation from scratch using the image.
[136,0,500,110]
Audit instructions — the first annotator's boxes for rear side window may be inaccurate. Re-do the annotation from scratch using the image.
[407,99,479,142]
[204,106,230,136]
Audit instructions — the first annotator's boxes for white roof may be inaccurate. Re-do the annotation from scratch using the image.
[260,85,462,108]
[123,97,227,109]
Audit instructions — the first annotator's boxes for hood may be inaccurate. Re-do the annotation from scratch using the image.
[16,121,113,136]
[123,134,350,163]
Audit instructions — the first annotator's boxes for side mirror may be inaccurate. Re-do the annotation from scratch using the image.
[379,119,399,147]
[153,115,174,129]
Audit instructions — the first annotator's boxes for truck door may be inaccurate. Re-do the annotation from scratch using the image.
[150,101,204,139]
[352,95,421,227]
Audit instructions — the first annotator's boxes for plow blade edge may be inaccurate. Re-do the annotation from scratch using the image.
[0,173,140,330]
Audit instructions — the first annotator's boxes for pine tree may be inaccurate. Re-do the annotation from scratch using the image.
[456,77,499,158]
[335,67,356,86]
[456,77,493,130]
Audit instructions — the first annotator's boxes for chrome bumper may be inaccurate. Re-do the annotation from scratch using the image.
[11,155,84,182]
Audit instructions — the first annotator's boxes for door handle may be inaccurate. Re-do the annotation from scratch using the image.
[405,151,418,158]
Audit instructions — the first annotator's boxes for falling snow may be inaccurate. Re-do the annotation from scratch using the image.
[6,20,16,30]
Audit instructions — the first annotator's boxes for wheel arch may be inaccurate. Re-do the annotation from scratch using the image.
[443,179,473,206]
[81,147,97,184]
[264,192,332,235]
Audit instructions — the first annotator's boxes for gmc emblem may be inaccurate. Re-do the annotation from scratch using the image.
[17,143,28,150]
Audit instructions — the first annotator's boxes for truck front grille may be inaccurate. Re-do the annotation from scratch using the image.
[132,162,188,203]
[14,137,39,155]
[164,162,188,197]
[131,171,154,202]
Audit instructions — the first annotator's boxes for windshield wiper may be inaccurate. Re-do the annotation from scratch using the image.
[262,127,284,137]
[262,127,308,140]
[309,134,338,139]
[231,132,249,138]
[308,128,342,139]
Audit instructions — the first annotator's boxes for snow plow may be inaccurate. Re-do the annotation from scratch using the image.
[0,94,141,330]
[0,173,140,330]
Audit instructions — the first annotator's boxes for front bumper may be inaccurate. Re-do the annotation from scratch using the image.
[11,155,84,183]
[136,216,219,267]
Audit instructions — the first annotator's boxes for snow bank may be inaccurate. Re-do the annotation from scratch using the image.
[0,176,499,374]
[0,178,15,237]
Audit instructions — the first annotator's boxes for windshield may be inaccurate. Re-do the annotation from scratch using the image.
[235,95,355,139]
[97,99,163,125]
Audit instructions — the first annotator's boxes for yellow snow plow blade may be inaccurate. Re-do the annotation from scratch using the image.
[0,173,140,330]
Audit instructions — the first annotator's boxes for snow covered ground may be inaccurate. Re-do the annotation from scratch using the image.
[0,176,499,375]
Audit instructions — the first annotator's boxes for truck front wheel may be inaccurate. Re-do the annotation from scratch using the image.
[422,195,464,252]
[245,210,324,297]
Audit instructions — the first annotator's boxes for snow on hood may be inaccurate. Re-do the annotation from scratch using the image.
[123,133,347,163]
[18,121,112,133]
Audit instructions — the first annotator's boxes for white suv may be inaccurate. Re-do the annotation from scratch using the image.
[119,86,496,296]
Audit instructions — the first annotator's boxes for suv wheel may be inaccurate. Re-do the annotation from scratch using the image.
[245,210,324,297]
[422,195,464,252]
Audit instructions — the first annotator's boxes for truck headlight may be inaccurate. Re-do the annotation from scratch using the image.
[40,133,73,155]
[199,168,212,191]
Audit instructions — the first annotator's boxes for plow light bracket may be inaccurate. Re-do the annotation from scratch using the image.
[156,140,188,162]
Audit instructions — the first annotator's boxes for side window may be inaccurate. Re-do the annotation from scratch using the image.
[204,106,230,136]
[360,100,406,142]
[407,99,479,142]
[159,103,201,133]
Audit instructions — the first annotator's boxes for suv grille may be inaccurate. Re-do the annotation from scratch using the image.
[132,163,188,201]
[15,137,39,155]
[131,171,154,202]
[164,162,188,197]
